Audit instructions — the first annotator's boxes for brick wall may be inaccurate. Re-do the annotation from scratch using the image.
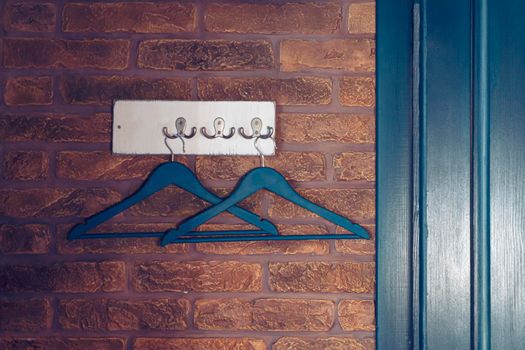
[0,1,376,349]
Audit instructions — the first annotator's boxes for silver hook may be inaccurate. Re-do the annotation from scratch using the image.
[163,136,176,162]
[175,117,197,139]
[254,136,265,167]
[162,117,196,154]
[163,126,186,155]
[239,117,273,139]
[201,117,235,139]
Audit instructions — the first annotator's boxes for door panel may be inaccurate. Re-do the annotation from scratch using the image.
[423,1,472,348]
[489,1,525,347]
[377,0,525,348]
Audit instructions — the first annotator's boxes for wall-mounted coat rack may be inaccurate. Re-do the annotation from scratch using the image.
[69,100,369,245]
[113,100,275,156]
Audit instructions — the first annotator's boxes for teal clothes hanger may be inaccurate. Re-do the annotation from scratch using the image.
[68,162,278,240]
[161,166,370,245]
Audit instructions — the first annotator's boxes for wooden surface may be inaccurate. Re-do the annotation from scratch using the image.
[112,101,276,155]
[473,0,490,348]
[489,1,525,347]
[378,1,525,348]
[422,0,472,348]
[376,0,414,348]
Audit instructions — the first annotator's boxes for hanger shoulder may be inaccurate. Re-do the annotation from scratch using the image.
[163,163,277,234]
[69,165,172,238]
[161,169,270,245]
[70,162,278,240]
[263,169,369,238]
[162,166,369,244]
[163,183,262,244]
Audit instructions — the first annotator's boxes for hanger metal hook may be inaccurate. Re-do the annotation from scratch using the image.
[254,136,266,168]
[239,117,273,139]
[201,117,235,139]
[175,117,197,139]
[163,127,186,156]
[163,136,178,161]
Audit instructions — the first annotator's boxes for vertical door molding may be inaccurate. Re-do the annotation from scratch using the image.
[418,1,472,348]
[488,1,525,348]
[376,0,414,348]
[473,0,490,348]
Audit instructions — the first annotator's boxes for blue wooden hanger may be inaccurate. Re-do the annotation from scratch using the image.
[68,161,278,240]
[160,166,370,245]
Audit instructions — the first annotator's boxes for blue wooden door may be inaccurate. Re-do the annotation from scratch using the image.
[377,0,525,348]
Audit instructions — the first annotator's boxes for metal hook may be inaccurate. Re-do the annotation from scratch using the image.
[163,136,177,161]
[254,136,265,167]
[254,132,277,168]
[162,126,186,154]
[239,117,274,139]
[175,117,197,139]
[201,117,235,139]
[162,117,196,154]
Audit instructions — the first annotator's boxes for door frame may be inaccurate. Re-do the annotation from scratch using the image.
[376,0,415,348]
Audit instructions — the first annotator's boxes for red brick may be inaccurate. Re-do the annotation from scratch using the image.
[193,223,331,241]
[57,224,188,255]
[63,2,196,33]
[114,299,183,330]
[129,187,264,219]
[335,226,375,256]
[195,156,259,181]
[213,189,266,220]
[4,76,53,106]
[0,261,125,292]
[273,337,375,350]
[333,152,376,181]
[2,39,129,69]
[127,186,207,218]
[0,338,125,350]
[340,77,375,107]
[196,152,325,181]
[0,299,52,331]
[278,113,375,144]
[59,298,189,331]
[138,40,274,71]
[62,76,191,105]
[205,3,341,34]
[198,77,332,106]
[267,152,326,181]
[134,338,266,350]
[126,186,207,218]
[0,188,121,218]
[132,261,262,292]
[3,150,48,180]
[195,223,255,232]
[281,39,375,72]
[2,3,56,32]
[349,3,376,34]
[269,262,375,293]
[278,224,330,236]
[0,113,111,143]
[0,224,51,254]
[57,151,164,180]
[338,300,375,331]
[194,298,335,331]
[268,189,375,222]
[196,237,329,255]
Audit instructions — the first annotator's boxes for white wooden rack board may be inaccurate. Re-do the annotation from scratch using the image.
[113,100,276,156]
